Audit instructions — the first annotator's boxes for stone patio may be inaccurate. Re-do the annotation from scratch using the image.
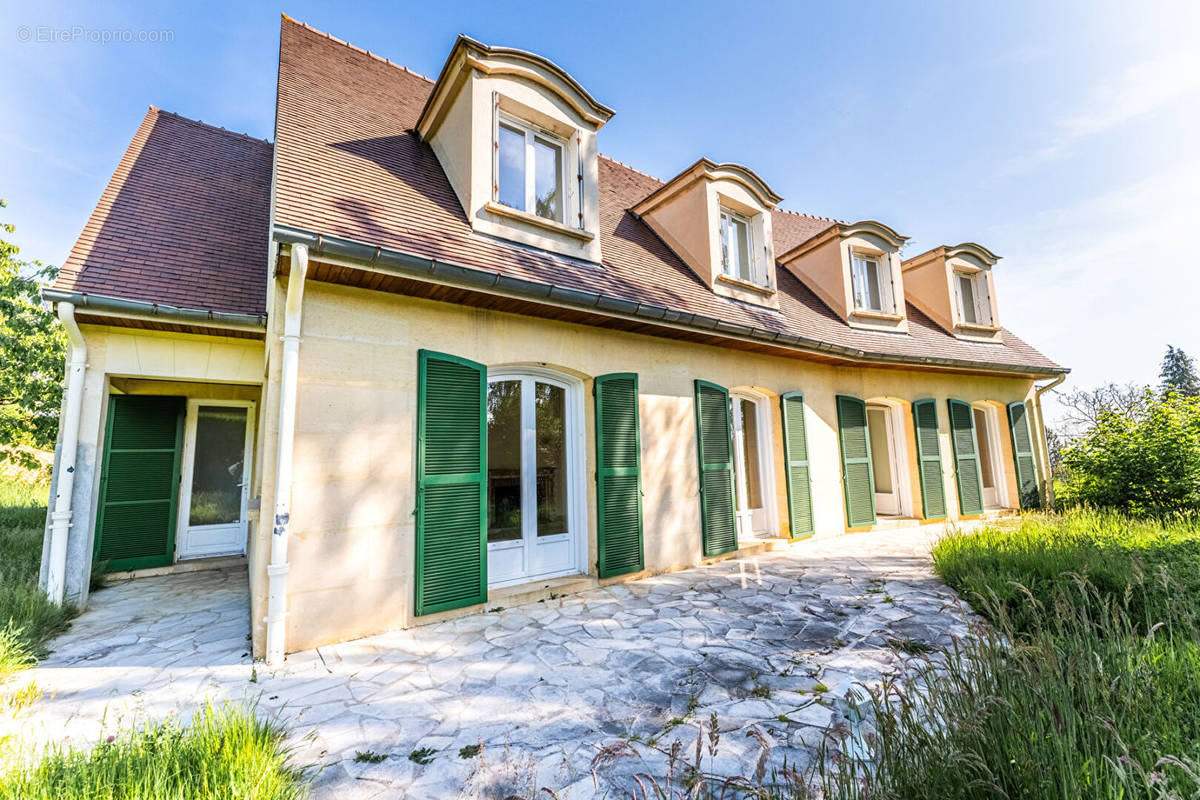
[1,525,977,798]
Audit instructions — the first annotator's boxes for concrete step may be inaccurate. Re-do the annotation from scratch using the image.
[488,574,598,608]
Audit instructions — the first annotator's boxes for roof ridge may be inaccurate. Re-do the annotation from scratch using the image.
[597,154,665,185]
[775,207,843,224]
[283,14,436,84]
[148,106,273,146]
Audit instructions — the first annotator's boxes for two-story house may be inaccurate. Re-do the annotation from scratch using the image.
[39,17,1065,663]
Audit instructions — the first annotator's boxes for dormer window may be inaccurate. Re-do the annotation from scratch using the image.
[497,115,565,223]
[851,252,894,314]
[719,208,757,284]
[955,270,992,326]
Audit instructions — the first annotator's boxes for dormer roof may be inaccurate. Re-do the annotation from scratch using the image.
[416,34,614,140]
[632,159,783,216]
[779,219,909,264]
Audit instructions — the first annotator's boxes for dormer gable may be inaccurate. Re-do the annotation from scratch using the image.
[902,243,1002,342]
[778,220,910,332]
[416,36,614,263]
[632,159,783,309]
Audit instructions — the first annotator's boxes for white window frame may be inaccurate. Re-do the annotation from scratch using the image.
[850,250,895,314]
[954,269,992,327]
[495,112,568,224]
[719,207,761,285]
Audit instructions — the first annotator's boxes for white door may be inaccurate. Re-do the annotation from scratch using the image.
[486,372,582,588]
[731,394,774,540]
[867,406,899,516]
[973,407,1000,507]
[176,401,254,560]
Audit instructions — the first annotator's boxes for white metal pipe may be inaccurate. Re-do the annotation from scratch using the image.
[1032,373,1067,508]
[46,303,87,605]
[264,244,308,665]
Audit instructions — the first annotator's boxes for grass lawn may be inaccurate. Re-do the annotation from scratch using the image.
[0,702,308,800]
[819,510,1200,800]
[0,480,74,678]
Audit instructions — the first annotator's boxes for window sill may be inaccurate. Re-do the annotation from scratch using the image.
[955,321,1000,334]
[485,201,596,242]
[716,273,775,296]
[850,308,904,322]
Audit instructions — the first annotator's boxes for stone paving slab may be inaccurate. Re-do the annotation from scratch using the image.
[0,525,979,797]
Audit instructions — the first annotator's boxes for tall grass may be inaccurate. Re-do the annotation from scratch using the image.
[0,702,309,800]
[0,478,75,678]
[816,510,1200,800]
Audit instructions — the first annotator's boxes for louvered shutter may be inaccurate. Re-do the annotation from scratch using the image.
[911,399,947,520]
[415,350,487,616]
[947,399,985,516]
[1007,401,1041,509]
[94,395,185,572]
[780,392,815,539]
[595,373,644,577]
[694,381,737,556]
[836,395,876,527]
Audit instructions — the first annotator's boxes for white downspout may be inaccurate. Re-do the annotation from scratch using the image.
[265,243,308,666]
[47,302,87,605]
[1032,373,1067,508]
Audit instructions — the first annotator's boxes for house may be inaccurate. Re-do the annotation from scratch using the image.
[39,17,1065,664]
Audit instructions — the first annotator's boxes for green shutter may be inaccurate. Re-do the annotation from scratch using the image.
[93,395,185,572]
[947,399,985,516]
[415,350,487,616]
[780,392,814,539]
[836,395,876,527]
[694,380,737,556]
[595,373,644,577]
[1007,401,1041,509]
[911,399,947,520]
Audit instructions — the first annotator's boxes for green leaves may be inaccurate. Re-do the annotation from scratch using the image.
[0,200,65,453]
[1059,392,1200,514]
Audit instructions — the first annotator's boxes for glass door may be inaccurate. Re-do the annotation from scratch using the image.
[176,401,253,560]
[486,373,578,588]
[731,394,773,540]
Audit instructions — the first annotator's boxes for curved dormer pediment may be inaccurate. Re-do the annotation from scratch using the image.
[416,36,613,262]
[779,219,911,333]
[902,242,1003,342]
[632,159,783,309]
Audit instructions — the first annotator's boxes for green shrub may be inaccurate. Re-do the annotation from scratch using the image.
[0,702,308,800]
[1058,392,1200,514]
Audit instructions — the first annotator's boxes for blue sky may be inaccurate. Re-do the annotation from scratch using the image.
[2,0,1197,423]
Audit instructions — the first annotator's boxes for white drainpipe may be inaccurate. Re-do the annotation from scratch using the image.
[1032,373,1067,507]
[47,302,87,605]
[265,243,308,665]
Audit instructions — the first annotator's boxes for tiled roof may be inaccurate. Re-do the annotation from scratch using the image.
[55,17,1061,374]
[53,108,272,316]
[273,18,1060,373]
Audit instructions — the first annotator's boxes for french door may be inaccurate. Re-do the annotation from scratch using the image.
[486,371,582,588]
[730,393,776,540]
[175,400,254,560]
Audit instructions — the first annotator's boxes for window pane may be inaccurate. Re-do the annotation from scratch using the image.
[864,261,882,310]
[974,408,995,490]
[959,275,977,324]
[740,399,763,508]
[853,256,883,311]
[720,214,732,275]
[535,382,568,536]
[189,406,247,526]
[734,217,752,282]
[534,137,562,221]
[497,123,525,211]
[487,380,522,542]
[867,408,894,494]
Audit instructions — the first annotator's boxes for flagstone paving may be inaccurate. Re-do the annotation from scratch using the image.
[1,525,979,798]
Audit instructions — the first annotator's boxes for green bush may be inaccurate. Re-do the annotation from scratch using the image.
[1058,392,1200,514]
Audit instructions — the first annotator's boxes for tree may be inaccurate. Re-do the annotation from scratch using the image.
[1159,345,1200,398]
[1054,382,1148,433]
[1058,392,1200,514]
[0,199,65,454]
